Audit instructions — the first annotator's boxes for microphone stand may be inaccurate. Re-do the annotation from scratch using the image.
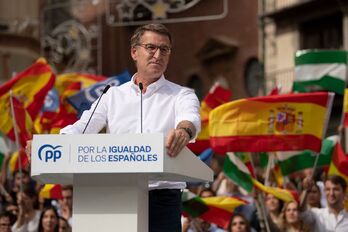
[82,85,111,134]
[139,83,143,134]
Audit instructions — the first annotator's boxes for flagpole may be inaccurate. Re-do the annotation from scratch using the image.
[248,153,271,232]
[264,153,273,186]
[9,90,23,193]
[299,151,320,208]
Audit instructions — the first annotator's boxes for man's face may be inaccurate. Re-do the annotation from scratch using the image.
[131,31,171,80]
[325,180,345,208]
[60,189,73,210]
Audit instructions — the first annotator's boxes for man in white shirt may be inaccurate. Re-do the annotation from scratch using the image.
[58,23,200,232]
[302,175,348,232]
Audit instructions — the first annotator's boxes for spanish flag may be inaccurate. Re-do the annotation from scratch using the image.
[182,190,248,229]
[9,149,29,173]
[36,73,105,133]
[210,92,333,153]
[343,89,348,127]
[55,73,106,95]
[40,184,63,199]
[7,97,33,147]
[0,58,54,142]
[188,83,231,153]
[0,58,55,120]
[328,142,348,184]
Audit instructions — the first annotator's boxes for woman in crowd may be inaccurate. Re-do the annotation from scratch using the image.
[58,216,71,232]
[38,206,59,232]
[306,183,321,208]
[11,185,41,232]
[279,201,311,232]
[265,193,283,231]
[227,213,251,232]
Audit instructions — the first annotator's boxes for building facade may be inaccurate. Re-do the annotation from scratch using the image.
[259,0,348,134]
[0,0,260,100]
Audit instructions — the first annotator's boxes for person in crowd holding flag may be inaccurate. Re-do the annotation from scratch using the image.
[302,174,348,231]
[56,186,72,226]
[265,193,283,232]
[27,23,200,232]
[305,183,322,209]
[279,201,311,232]
[11,185,40,232]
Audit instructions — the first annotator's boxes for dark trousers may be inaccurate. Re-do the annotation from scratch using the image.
[149,189,182,232]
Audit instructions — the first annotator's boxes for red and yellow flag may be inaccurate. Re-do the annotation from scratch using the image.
[55,73,106,95]
[188,83,231,153]
[253,180,299,203]
[209,92,333,153]
[0,58,53,145]
[182,191,248,230]
[328,142,348,183]
[343,89,348,127]
[9,149,29,173]
[0,58,55,120]
[36,73,106,133]
[7,97,33,147]
[40,184,63,199]
[200,196,248,229]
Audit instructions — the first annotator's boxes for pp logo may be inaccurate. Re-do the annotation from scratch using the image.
[38,144,62,162]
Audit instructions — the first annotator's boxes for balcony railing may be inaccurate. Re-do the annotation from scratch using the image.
[265,67,294,93]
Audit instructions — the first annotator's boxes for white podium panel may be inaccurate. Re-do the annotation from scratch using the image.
[31,133,213,232]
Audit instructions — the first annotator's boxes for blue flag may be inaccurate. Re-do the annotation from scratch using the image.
[67,70,131,117]
[41,88,59,113]
[199,148,213,167]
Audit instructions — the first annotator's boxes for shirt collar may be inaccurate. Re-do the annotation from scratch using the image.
[130,73,166,95]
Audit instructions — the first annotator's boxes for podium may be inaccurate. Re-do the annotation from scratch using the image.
[31,133,213,232]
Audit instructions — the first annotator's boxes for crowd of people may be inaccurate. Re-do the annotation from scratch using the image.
[0,155,346,232]
[0,159,72,232]
[2,22,347,232]
[182,154,348,232]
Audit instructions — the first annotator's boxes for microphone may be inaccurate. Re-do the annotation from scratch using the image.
[82,84,111,134]
[139,83,143,133]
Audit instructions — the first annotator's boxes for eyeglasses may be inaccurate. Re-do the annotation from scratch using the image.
[137,43,171,55]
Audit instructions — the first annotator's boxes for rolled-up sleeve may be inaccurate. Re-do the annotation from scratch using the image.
[175,87,201,138]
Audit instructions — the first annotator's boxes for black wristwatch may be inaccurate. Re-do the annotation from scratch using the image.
[178,127,193,140]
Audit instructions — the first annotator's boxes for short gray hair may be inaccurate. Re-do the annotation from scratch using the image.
[131,23,172,48]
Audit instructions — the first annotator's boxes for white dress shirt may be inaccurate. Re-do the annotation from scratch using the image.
[302,207,348,232]
[61,74,201,189]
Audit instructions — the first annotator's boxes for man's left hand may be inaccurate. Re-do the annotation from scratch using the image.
[165,128,190,157]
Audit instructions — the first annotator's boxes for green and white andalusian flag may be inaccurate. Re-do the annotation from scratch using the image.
[293,50,347,95]
[223,152,254,193]
[277,135,338,176]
